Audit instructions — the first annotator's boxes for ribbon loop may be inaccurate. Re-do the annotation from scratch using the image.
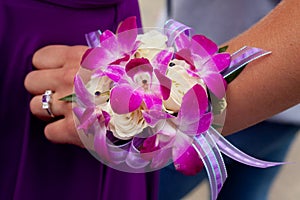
[85,30,102,48]
[164,19,193,46]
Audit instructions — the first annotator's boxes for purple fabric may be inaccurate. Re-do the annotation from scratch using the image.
[0,0,158,199]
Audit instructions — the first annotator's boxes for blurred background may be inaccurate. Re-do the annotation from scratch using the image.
[138,0,300,199]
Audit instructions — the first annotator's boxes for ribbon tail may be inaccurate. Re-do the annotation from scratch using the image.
[209,127,285,168]
[193,132,227,200]
[85,30,102,48]
[222,46,271,79]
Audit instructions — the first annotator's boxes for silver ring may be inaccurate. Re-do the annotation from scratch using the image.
[42,90,55,118]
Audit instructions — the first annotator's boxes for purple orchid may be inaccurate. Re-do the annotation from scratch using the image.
[174,33,231,99]
[141,84,212,174]
[81,16,140,71]
[109,55,172,127]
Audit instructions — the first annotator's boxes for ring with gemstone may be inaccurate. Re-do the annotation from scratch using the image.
[42,90,55,118]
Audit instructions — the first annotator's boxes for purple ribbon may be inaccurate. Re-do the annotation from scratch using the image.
[125,137,150,170]
[106,133,150,172]
[191,126,284,200]
[193,132,227,200]
[209,127,285,168]
[222,46,271,78]
[164,19,193,46]
[85,30,102,48]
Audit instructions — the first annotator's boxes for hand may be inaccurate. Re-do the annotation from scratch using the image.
[24,45,88,147]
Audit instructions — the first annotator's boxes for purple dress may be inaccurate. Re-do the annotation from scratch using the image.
[0,0,158,199]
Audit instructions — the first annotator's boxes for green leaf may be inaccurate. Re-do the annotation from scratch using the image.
[224,64,247,83]
[218,45,229,53]
[59,93,77,102]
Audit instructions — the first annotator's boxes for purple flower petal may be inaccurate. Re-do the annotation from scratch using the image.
[177,112,212,136]
[154,69,172,100]
[140,134,172,169]
[81,47,114,70]
[203,73,226,99]
[177,84,208,124]
[142,109,172,127]
[110,85,142,114]
[131,40,141,54]
[99,30,114,42]
[74,75,94,107]
[152,49,173,74]
[104,65,125,82]
[110,54,131,65]
[125,58,153,79]
[207,53,231,72]
[192,35,218,56]
[196,112,213,134]
[117,16,138,34]
[143,93,162,110]
[173,133,203,175]
[174,142,204,176]
[140,134,160,160]
[175,49,195,70]
[117,16,138,53]
[102,110,111,127]
[99,30,118,51]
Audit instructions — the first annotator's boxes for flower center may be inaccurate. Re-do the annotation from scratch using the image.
[142,79,148,90]
[95,91,101,96]
[169,62,175,67]
[134,72,151,91]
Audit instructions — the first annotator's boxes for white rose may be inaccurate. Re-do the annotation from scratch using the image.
[109,105,148,140]
[136,30,168,60]
[164,59,206,113]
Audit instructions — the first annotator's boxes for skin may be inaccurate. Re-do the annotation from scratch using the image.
[222,0,300,134]
[24,0,300,146]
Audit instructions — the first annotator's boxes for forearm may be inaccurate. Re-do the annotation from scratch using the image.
[222,0,300,135]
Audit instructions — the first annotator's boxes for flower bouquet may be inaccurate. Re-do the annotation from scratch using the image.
[65,17,283,200]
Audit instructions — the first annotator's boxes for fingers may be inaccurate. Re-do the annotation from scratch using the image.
[32,45,69,69]
[26,45,89,148]
[45,117,84,147]
[25,45,88,95]
[32,45,88,69]
[24,67,77,95]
